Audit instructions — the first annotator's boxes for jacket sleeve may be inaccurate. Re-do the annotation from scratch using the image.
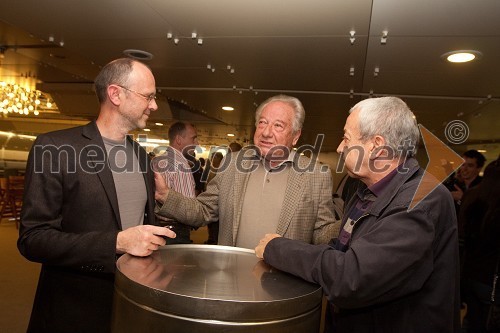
[155,169,221,227]
[264,189,450,309]
[18,135,119,274]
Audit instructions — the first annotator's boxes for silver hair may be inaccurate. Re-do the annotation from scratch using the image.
[351,97,420,158]
[255,95,305,133]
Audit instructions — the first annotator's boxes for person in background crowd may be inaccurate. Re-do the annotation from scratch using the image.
[18,58,175,333]
[256,96,460,333]
[444,149,486,280]
[459,157,500,333]
[445,149,485,210]
[155,94,339,248]
[191,154,205,196]
[229,141,243,153]
[155,121,199,244]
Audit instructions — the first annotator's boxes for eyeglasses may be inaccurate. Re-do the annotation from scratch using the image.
[116,85,157,103]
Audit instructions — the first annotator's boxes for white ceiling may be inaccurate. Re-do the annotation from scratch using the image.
[0,0,499,161]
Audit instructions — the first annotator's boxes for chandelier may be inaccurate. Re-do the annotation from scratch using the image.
[0,81,55,116]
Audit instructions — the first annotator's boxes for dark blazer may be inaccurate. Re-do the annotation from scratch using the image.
[18,121,156,333]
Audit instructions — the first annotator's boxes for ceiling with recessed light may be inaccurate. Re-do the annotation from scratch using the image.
[0,0,499,162]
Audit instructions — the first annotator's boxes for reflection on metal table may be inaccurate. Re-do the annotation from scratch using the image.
[112,244,322,333]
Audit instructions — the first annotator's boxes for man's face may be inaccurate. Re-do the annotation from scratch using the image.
[459,157,481,181]
[178,125,199,155]
[253,101,301,160]
[119,63,158,130]
[336,108,373,179]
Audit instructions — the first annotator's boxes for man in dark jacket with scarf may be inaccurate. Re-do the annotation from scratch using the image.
[256,96,460,333]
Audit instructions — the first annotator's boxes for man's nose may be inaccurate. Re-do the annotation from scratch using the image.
[262,123,273,137]
[149,99,158,111]
[336,141,344,154]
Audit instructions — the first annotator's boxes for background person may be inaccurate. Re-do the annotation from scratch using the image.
[459,157,500,332]
[256,96,460,333]
[155,94,339,248]
[155,121,199,244]
[17,58,175,333]
[446,149,485,211]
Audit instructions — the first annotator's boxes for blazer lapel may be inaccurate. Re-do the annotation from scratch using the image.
[81,122,122,229]
[276,158,306,236]
[231,151,255,245]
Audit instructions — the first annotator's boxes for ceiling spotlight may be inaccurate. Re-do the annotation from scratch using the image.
[227,133,235,137]
[442,50,482,63]
[222,106,234,111]
[349,30,356,45]
[381,30,388,44]
[349,66,355,76]
[155,122,164,126]
[191,32,197,39]
[59,40,65,47]
[174,38,179,45]
[49,35,55,42]
[211,68,215,73]
[197,38,203,45]
[143,128,151,132]
[230,68,235,74]
[374,67,380,77]
[167,32,173,39]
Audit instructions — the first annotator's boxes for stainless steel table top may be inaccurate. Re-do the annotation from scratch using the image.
[115,245,322,321]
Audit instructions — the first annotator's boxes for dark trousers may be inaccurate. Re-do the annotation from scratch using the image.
[206,222,219,245]
[166,224,192,245]
[463,279,498,333]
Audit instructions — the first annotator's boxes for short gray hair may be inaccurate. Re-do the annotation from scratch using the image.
[351,97,420,158]
[94,58,147,104]
[255,95,305,133]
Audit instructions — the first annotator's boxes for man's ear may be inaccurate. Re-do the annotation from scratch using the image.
[370,135,387,159]
[292,129,301,146]
[108,85,121,106]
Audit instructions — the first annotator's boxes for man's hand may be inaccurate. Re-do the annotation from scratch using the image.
[255,233,281,259]
[116,225,176,257]
[451,184,464,202]
[154,172,170,204]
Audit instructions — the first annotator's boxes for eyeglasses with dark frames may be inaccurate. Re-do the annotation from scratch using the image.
[116,84,157,102]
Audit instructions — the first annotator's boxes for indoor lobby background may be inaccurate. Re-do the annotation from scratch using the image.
[1,1,499,332]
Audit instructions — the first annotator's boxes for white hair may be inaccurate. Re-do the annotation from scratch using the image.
[351,97,420,158]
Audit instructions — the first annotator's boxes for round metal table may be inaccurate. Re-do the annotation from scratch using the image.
[111,245,322,333]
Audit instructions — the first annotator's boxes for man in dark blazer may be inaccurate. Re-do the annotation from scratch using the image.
[18,58,175,333]
[256,97,461,333]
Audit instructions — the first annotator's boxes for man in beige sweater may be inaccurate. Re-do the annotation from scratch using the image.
[155,94,339,248]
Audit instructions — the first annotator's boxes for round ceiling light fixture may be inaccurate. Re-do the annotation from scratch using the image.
[442,50,482,63]
[123,49,153,61]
